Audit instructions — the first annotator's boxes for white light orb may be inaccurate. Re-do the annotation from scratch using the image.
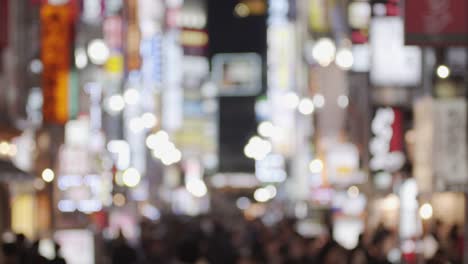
[309,159,324,174]
[284,92,300,109]
[87,39,109,65]
[147,131,170,150]
[436,65,450,79]
[141,112,158,129]
[298,98,315,115]
[312,38,336,67]
[186,178,208,198]
[258,121,275,138]
[312,94,325,109]
[419,203,433,220]
[335,48,354,70]
[122,167,141,188]
[124,88,140,105]
[30,59,43,74]
[107,95,125,113]
[254,188,271,203]
[42,168,55,183]
[75,48,88,69]
[337,95,349,109]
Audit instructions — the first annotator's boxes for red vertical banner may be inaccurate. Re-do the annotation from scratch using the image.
[405,0,468,46]
[40,4,73,124]
[0,0,8,53]
[390,108,404,153]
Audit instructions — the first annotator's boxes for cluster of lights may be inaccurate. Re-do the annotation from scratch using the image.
[129,112,158,133]
[311,38,354,70]
[283,92,343,114]
[254,185,277,203]
[244,136,272,161]
[146,131,182,165]
[0,141,17,157]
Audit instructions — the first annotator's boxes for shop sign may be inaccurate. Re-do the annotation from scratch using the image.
[40,3,73,124]
[125,0,141,71]
[433,99,467,186]
[212,53,262,96]
[326,143,362,185]
[162,31,183,131]
[405,0,468,46]
[369,108,405,173]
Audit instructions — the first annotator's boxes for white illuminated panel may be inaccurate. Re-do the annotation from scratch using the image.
[54,230,95,264]
[212,53,262,96]
[65,118,90,148]
[370,17,421,87]
[326,143,362,185]
[162,31,184,131]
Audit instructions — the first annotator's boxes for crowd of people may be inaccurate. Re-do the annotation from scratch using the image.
[1,233,66,264]
[1,214,464,264]
[107,214,464,264]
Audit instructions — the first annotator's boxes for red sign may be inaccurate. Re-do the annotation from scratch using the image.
[405,0,468,46]
[40,4,73,124]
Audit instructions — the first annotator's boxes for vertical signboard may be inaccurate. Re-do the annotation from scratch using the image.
[40,4,72,124]
[413,97,434,194]
[433,99,467,186]
[405,0,468,46]
[125,0,141,71]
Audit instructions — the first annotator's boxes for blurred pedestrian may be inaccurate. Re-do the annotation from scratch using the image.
[111,230,138,264]
[50,241,66,264]
[28,240,49,264]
